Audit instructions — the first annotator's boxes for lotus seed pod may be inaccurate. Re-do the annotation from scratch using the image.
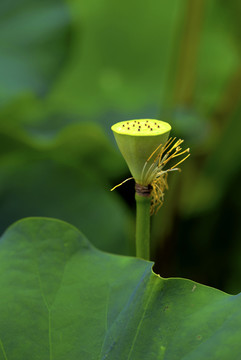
[111,119,171,184]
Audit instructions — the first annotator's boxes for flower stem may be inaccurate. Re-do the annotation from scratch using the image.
[135,192,151,260]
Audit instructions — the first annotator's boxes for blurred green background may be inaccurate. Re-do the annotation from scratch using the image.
[0,0,240,293]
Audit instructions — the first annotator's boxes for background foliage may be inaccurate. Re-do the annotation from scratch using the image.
[0,0,241,293]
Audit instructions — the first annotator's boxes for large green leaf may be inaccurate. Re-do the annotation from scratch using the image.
[0,217,240,359]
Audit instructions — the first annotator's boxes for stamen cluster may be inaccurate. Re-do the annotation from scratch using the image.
[141,138,190,214]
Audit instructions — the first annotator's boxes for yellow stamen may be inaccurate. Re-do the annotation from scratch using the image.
[147,142,163,162]
[110,177,134,191]
[170,153,190,169]
[172,148,190,158]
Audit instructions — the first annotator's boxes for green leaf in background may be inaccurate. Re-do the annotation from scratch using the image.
[0,217,240,359]
[183,103,241,216]
[47,0,184,118]
[0,0,70,104]
[0,122,132,255]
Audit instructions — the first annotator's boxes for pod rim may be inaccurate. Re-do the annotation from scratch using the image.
[111,119,171,137]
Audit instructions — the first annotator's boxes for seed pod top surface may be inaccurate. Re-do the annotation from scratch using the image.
[111,119,171,184]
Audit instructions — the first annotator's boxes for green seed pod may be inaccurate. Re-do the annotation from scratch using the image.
[111,119,171,184]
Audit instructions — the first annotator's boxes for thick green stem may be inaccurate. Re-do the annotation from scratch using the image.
[135,193,151,260]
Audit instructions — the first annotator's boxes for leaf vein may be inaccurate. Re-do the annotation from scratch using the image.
[127,280,158,360]
[36,262,52,360]
[0,338,8,360]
